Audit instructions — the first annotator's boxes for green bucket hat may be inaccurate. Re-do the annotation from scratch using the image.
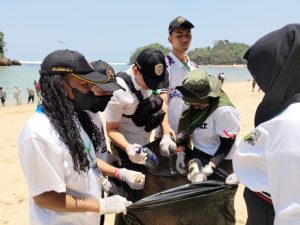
[176,69,222,103]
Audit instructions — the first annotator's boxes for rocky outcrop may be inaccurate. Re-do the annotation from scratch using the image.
[0,57,21,66]
[11,59,21,65]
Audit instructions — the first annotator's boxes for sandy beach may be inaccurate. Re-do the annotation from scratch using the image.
[0,80,263,225]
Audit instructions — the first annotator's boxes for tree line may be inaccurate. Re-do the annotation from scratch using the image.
[129,40,249,65]
[0,32,5,59]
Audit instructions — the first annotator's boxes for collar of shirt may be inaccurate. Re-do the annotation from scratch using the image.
[169,51,191,70]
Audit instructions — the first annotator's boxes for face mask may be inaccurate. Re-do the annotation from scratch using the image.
[72,88,112,112]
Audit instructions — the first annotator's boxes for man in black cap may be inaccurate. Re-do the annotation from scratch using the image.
[18,49,136,225]
[105,48,168,169]
[157,16,198,166]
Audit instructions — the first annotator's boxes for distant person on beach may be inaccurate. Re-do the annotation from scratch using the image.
[26,88,35,103]
[13,86,21,105]
[251,79,260,92]
[156,16,198,161]
[0,87,7,106]
[34,80,41,103]
[233,24,300,225]
[18,50,137,225]
[218,72,225,83]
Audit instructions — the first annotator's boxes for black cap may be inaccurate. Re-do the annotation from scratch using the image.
[40,50,114,86]
[90,60,125,92]
[168,16,194,35]
[135,48,169,90]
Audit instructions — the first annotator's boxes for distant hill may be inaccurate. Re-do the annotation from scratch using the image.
[129,40,249,65]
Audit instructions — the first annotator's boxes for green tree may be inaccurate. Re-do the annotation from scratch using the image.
[0,32,5,58]
[129,40,249,65]
[129,43,169,64]
[188,40,249,65]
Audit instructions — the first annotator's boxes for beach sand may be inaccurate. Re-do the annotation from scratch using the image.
[0,80,263,225]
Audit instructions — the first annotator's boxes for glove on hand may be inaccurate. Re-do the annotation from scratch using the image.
[187,158,207,183]
[202,164,214,177]
[100,176,117,194]
[125,144,147,164]
[187,172,207,183]
[115,168,145,190]
[225,173,239,185]
[99,195,132,215]
[176,151,186,174]
[159,135,176,157]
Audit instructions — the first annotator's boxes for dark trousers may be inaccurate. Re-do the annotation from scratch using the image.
[28,95,34,103]
[244,187,275,225]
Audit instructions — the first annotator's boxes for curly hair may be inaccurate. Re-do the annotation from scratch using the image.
[39,73,102,172]
[76,109,102,153]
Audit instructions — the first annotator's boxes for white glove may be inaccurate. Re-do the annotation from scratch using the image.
[225,173,239,185]
[99,195,132,215]
[159,135,177,157]
[188,172,207,183]
[100,176,117,194]
[202,164,214,177]
[125,144,147,164]
[187,158,207,183]
[176,151,186,174]
[115,168,145,190]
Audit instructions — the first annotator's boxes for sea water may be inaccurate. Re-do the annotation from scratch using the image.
[0,63,252,105]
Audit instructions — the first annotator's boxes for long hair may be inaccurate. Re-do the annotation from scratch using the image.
[39,73,95,172]
[76,109,102,154]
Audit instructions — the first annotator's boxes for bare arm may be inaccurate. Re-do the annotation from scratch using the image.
[96,157,118,177]
[106,121,130,151]
[160,92,175,137]
[33,191,99,213]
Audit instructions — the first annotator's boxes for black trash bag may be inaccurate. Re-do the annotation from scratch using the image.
[120,181,237,225]
[110,139,237,225]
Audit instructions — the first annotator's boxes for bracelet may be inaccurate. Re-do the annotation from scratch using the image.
[114,169,120,180]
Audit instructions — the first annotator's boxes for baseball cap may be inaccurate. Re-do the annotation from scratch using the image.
[135,48,169,90]
[176,70,222,103]
[169,16,194,35]
[40,50,115,86]
[90,60,125,92]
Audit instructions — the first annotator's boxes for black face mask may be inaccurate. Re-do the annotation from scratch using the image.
[72,88,112,113]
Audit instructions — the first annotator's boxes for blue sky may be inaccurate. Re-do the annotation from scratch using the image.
[1,0,300,63]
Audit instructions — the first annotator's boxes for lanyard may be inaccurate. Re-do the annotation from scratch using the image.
[182,61,191,71]
[84,141,103,183]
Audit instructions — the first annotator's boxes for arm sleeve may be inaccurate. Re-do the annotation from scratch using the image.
[211,136,236,167]
[19,138,66,197]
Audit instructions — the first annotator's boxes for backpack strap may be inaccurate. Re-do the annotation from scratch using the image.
[117,72,144,101]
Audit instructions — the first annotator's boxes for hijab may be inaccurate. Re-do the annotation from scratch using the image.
[244,24,300,126]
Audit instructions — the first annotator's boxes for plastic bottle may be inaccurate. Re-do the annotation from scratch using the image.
[168,146,177,176]
[135,146,159,169]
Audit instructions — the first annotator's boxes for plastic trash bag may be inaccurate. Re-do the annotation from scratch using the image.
[110,139,237,225]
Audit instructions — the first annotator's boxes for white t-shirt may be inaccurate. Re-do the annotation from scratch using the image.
[88,111,109,162]
[233,102,300,225]
[192,106,240,157]
[104,66,151,146]
[18,112,100,225]
[164,52,198,133]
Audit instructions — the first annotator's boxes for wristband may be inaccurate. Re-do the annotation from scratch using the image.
[114,169,121,180]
